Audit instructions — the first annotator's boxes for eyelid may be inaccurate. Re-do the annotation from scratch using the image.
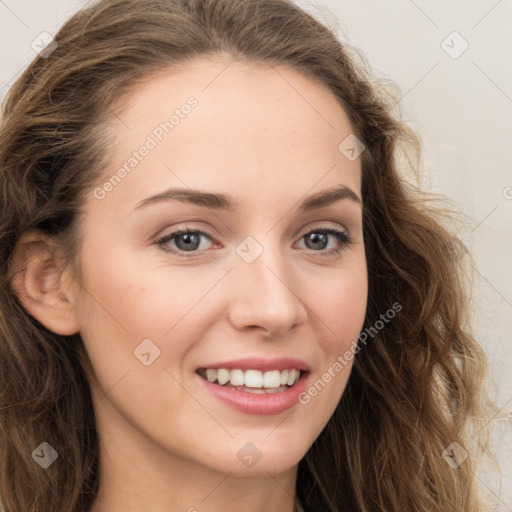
[299,221,349,236]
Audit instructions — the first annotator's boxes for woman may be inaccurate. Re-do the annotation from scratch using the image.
[0,0,494,510]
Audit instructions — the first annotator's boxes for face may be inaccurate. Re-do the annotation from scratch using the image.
[69,56,367,477]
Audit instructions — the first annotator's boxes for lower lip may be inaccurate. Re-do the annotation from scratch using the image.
[197,372,309,415]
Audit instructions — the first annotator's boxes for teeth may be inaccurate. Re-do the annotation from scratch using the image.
[230,369,245,386]
[217,368,230,385]
[240,387,266,394]
[244,369,263,388]
[199,368,302,389]
[263,370,281,388]
[287,369,298,386]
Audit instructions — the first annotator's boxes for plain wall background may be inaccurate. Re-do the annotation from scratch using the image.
[1,0,510,508]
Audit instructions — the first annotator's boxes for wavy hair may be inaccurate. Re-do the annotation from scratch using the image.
[0,0,495,510]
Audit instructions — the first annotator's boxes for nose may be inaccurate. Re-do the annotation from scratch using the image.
[227,242,308,338]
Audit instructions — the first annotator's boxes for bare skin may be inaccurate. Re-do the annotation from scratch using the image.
[12,55,367,512]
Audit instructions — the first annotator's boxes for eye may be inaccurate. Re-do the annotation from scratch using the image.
[155,225,352,258]
[297,227,352,256]
[156,228,216,257]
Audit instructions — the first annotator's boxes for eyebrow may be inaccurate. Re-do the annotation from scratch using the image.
[133,184,361,212]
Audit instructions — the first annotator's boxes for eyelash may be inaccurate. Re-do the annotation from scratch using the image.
[155,226,352,259]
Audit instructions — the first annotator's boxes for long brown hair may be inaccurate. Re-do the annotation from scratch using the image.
[0,0,495,510]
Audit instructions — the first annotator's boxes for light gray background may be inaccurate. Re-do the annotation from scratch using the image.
[1,0,510,508]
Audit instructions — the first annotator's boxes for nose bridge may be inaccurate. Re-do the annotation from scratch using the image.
[228,234,307,336]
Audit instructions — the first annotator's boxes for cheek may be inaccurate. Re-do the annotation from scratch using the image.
[300,263,367,413]
[76,243,225,340]
[73,246,232,398]
[313,264,368,351]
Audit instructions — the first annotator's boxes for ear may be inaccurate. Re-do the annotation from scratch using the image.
[9,229,80,335]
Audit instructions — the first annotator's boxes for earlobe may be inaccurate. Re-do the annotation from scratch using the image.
[9,229,80,336]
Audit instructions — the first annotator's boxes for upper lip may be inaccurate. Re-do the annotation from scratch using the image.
[196,357,311,372]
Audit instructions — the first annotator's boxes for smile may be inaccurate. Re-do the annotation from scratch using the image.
[196,368,302,393]
[195,357,310,415]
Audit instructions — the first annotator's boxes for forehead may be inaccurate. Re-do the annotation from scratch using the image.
[91,56,361,215]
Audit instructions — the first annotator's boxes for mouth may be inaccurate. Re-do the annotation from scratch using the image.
[195,357,311,415]
[196,367,305,394]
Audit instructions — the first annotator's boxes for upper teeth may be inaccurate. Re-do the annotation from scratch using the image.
[201,368,301,388]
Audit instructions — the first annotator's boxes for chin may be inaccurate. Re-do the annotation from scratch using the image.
[197,429,314,477]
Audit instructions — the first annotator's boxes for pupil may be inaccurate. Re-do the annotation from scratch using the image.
[307,232,327,250]
[177,233,199,251]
